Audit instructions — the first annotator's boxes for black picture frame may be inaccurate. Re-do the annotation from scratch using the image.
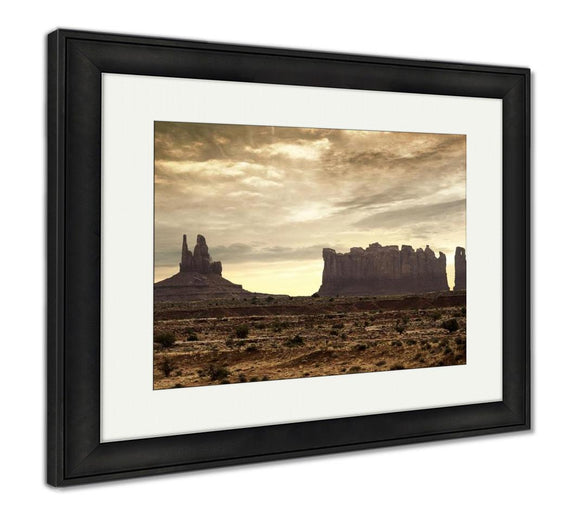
[47,29,530,486]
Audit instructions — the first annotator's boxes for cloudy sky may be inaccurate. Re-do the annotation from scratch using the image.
[154,122,466,295]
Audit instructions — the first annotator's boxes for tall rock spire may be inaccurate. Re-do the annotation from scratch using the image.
[179,234,222,275]
[454,247,466,291]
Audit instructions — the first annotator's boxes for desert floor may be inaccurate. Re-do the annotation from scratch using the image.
[153,292,466,389]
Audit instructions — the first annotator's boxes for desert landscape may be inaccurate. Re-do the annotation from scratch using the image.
[154,293,466,389]
[153,235,466,389]
[154,123,467,389]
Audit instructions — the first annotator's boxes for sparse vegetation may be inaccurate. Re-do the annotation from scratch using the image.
[235,324,250,338]
[160,356,176,377]
[155,333,176,349]
[285,334,305,347]
[394,321,406,334]
[441,318,459,333]
[153,296,467,389]
[272,320,290,332]
[430,310,442,320]
[208,364,230,381]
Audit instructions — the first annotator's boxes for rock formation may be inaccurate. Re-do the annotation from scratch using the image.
[318,243,449,296]
[155,234,252,301]
[453,246,466,291]
[180,234,223,275]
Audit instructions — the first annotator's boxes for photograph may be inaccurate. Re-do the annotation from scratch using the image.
[42,20,534,490]
[153,122,468,389]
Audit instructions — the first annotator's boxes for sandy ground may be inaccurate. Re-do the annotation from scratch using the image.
[153,293,466,389]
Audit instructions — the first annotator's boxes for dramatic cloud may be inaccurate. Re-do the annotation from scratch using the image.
[154,122,466,294]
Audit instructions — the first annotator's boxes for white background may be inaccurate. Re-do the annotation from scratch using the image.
[0,1,576,508]
[102,75,501,440]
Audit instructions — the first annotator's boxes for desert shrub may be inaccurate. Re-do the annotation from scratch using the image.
[441,318,459,333]
[272,320,290,332]
[186,333,199,342]
[173,383,183,389]
[329,297,334,302]
[444,346,453,355]
[390,363,405,371]
[341,333,348,340]
[330,330,339,336]
[285,334,305,347]
[160,356,176,377]
[266,296,275,303]
[251,296,259,305]
[394,321,406,334]
[225,338,235,348]
[261,375,270,381]
[332,323,345,329]
[390,340,403,347]
[155,332,176,348]
[399,314,410,325]
[348,366,362,373]
[311,292,320,298]
[430,310,442,321]
[376,360,387,367]
[208,364,230,381]
[245,345,259,353]
[235,324,250,338]
[354,343,367,351]
[249,376,260,382]
[406,339,417,346]
[461,306,466,317]
[238,374,248,383]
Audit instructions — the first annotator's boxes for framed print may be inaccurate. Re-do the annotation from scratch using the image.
[47,29,530,486]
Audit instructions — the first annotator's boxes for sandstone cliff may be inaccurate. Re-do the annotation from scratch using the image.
[318,243,449,296]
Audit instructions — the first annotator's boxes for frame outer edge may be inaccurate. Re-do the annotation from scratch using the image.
[47,29,532,485]
[524,69,531,430]
[46,29,65,487]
